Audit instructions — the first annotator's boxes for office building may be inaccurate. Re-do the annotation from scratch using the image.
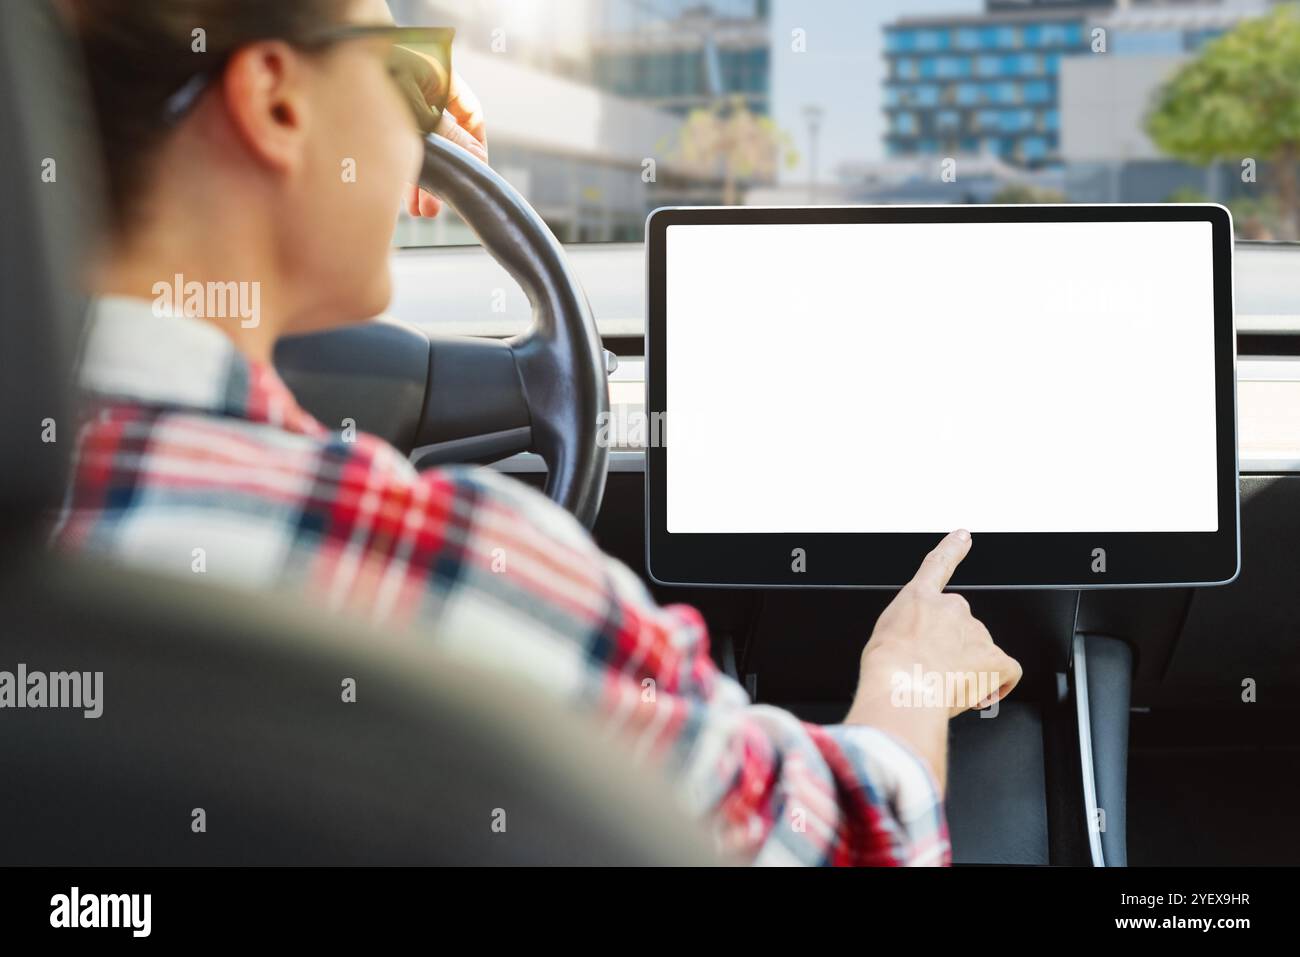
[882,1,1115,168]
[385,0,729,243]
[587,1,771,116]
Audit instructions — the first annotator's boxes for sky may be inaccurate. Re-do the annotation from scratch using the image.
[769,0,981,183]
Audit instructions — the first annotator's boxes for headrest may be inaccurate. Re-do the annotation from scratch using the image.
[0,0,99,540]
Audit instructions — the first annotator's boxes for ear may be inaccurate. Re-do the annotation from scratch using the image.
[218,41,311,175]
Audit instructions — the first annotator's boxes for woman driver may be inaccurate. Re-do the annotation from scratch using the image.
[54,0,1020,865]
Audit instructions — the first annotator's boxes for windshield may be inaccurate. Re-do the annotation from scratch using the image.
[389,0,1299,248]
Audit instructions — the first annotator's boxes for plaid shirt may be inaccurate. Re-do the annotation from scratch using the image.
[53,297,949,866]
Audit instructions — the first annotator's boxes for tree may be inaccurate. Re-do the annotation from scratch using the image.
[1146,5,1300,239]
[990,184,1067,204]
[663,95,798,206]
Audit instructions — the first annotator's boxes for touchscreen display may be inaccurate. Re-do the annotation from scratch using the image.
[664,219,1219,535]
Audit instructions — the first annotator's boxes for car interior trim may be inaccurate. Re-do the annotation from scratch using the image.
[1072,631,1106,867]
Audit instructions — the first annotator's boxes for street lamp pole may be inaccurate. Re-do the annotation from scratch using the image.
[803,104,824,204]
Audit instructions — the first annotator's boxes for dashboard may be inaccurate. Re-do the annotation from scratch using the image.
[384,238,1300,706]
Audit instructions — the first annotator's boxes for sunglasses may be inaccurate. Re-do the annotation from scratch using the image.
[162,25,454,135]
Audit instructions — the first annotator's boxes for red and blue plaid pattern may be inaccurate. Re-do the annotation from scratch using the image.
[52,298,949,866]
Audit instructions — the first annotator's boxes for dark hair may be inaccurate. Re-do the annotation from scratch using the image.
[66,0,351,231]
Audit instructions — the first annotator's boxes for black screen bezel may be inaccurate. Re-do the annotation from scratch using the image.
[644,204,1239,590]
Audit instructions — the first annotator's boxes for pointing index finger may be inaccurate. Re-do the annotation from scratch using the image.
[907,529,972,594]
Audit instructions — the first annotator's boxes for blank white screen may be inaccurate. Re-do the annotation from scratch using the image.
[664,219,1220,534]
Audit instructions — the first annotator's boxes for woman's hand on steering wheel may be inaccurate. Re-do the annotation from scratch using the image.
[405,70,487,218]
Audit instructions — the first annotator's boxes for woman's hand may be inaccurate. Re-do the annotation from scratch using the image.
[843,530,1023,792]
[861,530,1022,717]
[405,70,487,218]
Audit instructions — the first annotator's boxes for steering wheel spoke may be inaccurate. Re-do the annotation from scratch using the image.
[411,334,531,469]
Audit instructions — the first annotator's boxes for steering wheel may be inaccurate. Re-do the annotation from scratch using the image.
[274,134,610,528]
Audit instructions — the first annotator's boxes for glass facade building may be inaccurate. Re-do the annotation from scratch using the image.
[883,2,1113,167]
[587,0,772,116]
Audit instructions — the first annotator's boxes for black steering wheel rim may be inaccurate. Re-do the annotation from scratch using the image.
[418,134,609,528]
[275,135,610,529]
